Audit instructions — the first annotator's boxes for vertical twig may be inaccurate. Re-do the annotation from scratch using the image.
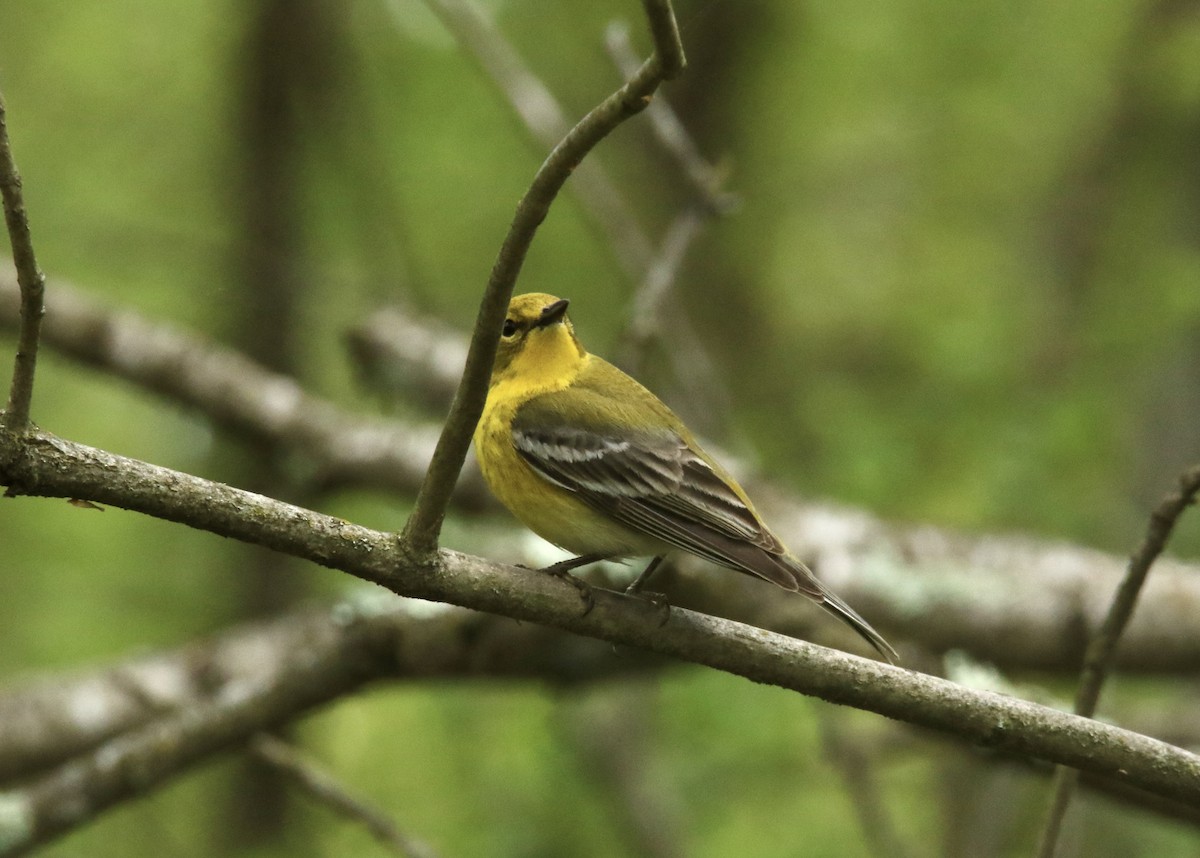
[817,710,913,858]
[1035,464,1200,857]
[0,91,46,431]
[640,0,687,78]
[401,2,687,554]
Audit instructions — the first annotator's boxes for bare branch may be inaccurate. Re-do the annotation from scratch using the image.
[640,0,687,78]
[0,598,663,785]
[0,274,490,506]
[0,94,46,431]
[402,3,685,553]
[418,0,657,280]
[7,278,1200,669]
[2,427,1200,815]
[1036,463,1200,857]
[1076,464,1200,714]
[604,21,736,214]
[249,734,439,858]
[0,608,393,857]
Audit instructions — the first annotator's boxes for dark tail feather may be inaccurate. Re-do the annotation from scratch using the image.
[771,553,898,663]
[630,510,899,662]
[815,589,898,664]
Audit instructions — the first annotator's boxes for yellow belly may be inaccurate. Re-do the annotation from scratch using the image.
[474,399,665,558]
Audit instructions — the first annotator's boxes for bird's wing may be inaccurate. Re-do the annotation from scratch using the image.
[510,384,821,596]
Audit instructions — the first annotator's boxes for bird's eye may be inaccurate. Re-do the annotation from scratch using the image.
[501,319,519,338]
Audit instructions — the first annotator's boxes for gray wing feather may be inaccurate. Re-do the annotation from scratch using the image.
[511,396,898,662]
[511,416,812,594]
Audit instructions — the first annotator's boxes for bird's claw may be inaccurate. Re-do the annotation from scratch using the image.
[542,564,595,616]
[625,588,671,626]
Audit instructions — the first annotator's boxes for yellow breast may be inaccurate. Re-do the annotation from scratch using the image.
[474,385,662,558]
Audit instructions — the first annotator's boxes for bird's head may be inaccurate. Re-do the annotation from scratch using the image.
[490,293,587,388]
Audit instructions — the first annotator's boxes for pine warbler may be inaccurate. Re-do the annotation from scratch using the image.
[474,293,896,662]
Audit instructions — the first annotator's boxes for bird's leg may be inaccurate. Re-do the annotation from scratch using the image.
[625,556,671,626]
[539,553,608,615]
[625,555,665,594]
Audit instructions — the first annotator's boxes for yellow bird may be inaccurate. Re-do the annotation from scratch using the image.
[474,293,896,662]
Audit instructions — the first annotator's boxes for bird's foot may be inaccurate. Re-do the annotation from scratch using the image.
[540,558,597,616]
[624,588,671,627]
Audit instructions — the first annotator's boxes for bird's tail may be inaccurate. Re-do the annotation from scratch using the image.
[769,552,897,664]
[814,588,898,664]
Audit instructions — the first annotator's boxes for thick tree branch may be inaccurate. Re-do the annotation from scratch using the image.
[0,599,661,785]
[6,274,1200,668]
[5,594,1200,848]
[8,275,1200,669]
[402,2,685,552]
[2,427,1200,814]
[0,94,46,431]
[0,607,395,857]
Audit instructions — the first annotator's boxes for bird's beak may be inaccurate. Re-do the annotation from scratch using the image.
[535,298,570,328]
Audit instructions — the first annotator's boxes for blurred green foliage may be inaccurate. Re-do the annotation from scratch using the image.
[2,0,1199,855]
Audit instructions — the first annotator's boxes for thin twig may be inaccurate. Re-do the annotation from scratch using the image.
[1035,464,1200,857]
[417,0,653,279]
[604,21,737,214]
[615,207,706,375]
[0,91,46,431]
[2,429,1200,811]
[249,734,439,858]
[817,711,913,858]
[640,0,687,78]
[401,2,686,554]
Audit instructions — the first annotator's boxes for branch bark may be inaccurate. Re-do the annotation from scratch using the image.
[0,274,490,505]
[2,427,1199,820]
[0,92,46,431]
[6,276,1200,671]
